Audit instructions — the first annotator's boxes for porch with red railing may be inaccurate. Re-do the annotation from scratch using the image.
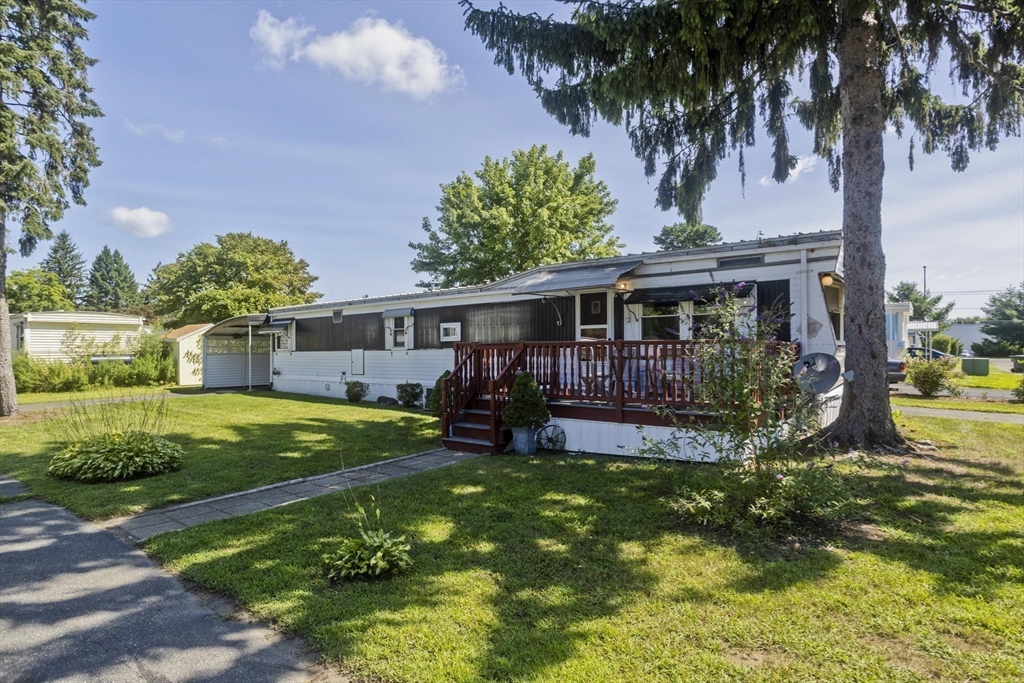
[440,339,797,454]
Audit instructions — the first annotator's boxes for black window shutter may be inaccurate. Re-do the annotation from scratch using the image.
[756,280,791,342]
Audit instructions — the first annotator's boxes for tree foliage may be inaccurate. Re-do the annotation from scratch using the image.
[980,282,1024,350]
[653,222,722,251]
[459,0,1022,447]
[87,246,140,311]
[410,144,621,289]
[41,230,88,305]
[887,280,955,323]
[7,268,75,313]
[148,232,321,327]
[1,0,102,416]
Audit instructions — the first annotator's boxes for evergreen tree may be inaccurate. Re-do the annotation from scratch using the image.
[87,246,140,311]
[1,0,102,416]
[40,230,87,306]
[653,223,722,251]
[460,1,1023,447]
[980,283,1024,351]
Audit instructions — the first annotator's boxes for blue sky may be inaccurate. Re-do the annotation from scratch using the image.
[10,1,1023,317]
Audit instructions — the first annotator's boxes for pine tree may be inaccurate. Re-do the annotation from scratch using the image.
[40,231,87,306]
[87,246,140,311]
[460,1,1023,447]
[0,1,102,416]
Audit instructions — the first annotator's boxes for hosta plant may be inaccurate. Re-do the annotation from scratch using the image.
[47,431,183,483]
[322,496,412,582]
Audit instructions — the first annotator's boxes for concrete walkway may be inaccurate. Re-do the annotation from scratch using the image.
[106,448,479,542]
[894,405,1024,424]
[0,498,351,682]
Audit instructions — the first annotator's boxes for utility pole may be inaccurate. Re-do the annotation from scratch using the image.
[922,266,927,297]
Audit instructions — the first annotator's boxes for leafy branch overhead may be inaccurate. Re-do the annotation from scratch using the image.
[410,144,622,289]
[461,1,1023,220]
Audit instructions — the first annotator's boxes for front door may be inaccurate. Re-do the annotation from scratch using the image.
[578,291,610,340]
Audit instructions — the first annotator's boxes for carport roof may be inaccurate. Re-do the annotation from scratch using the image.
[205,314,268,337]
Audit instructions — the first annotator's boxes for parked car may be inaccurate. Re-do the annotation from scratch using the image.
[904,346,952,361]
[888,359,907,384]
[960,350,973,358]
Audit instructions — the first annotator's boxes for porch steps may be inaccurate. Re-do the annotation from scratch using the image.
[441,435,498,454]
[441,395,511,454]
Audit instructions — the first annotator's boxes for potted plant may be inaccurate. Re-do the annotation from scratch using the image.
[502,371,551,455]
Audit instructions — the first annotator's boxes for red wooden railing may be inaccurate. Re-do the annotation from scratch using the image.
[441,340,798,439]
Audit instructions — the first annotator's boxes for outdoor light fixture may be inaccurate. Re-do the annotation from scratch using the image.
[821,274,834,287]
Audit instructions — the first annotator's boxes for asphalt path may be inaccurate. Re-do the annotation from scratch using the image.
[0,496,348,683]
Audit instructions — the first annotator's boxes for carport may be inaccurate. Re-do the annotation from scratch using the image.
[202,314,272,390]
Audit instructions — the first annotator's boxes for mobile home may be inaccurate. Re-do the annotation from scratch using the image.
[8,311,145,362]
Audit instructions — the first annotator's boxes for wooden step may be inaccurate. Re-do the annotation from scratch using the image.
[452,421,491,439]
[442,436,498,455]
[462,408,491,425]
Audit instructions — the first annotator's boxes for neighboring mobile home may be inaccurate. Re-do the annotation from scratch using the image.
[8,311,145,362]
[884,302,914,359]
[162,323,213,386]
[264,231,845,458]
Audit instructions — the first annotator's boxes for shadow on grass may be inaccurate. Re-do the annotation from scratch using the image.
[0,393,442,520]
[148,456,680,681]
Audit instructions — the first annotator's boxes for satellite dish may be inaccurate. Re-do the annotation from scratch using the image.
[792,353,841,394]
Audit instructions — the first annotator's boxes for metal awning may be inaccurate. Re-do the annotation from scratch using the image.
[381,307,414,318]
[504,259,644,295]
[625,282,755,305]
[205,314,268,337]
[908,321,940,331]
[256,318,293,335]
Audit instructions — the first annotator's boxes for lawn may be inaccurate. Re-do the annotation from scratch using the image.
[0,391,441,520]
[14,385,189,405]
[952,362,1022,391]
[147,417,1024,683]
[891,395,1024,414]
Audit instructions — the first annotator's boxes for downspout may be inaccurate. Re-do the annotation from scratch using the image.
[800,249,809,356]
[247,325,252,392]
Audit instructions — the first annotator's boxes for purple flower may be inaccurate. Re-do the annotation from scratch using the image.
[832,441,839,448]
[901,458,910,466]
[775,474,784,481]
[735,281,746,291]
[641,403,650,409]
[773,317,784,324]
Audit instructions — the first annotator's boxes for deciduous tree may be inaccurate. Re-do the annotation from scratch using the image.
[7,269,75,313]
[86,246,140,311]
[41,230,88,305]
[410,144,621,289]
[653,222,722,251]
[460,0,1023,446]
[887,281,955,324]
[1,0,102,416]
[148,232,321,327]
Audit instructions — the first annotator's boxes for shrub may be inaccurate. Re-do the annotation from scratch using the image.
[905,358,958,397]
[970,339,1021,358]
[931,334,962,356]
[47,431,183,482]
[345,380,370,403]
[1012,376,1024,402]
[321,497,412,582]
[672,460,856,538]
[13,352,89,393]
[502,371,550,429]
[428,371,450,417]
[47,390,176,446]
[396,382,424,408]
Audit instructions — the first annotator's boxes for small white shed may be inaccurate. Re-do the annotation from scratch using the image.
[162,323,213,386]
[202,315,272,390]
[9,311,145,361]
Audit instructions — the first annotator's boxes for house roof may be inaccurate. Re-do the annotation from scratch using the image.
[269,229,843,316]
[10,311,145,326]
[162,323,213,341]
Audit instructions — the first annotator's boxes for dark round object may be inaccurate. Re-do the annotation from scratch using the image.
[536,424,567,451]
[792,353,841,394]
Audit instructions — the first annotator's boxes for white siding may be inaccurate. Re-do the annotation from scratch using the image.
[25,322,144,361]
[271,349,454,401]
[550,418,724,461]
[173,334,205,386]
[204,341,271,389]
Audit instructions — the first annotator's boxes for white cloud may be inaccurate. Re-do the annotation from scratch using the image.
[201,135,229,148]
[250,10,313,69]
[759,154,818,186]
[125,120,185,144]
[249,12,463,99]
[110,207,172,238]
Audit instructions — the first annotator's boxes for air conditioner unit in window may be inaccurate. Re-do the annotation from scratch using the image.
[332,310,343,324]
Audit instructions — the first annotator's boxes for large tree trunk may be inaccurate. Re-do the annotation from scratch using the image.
[0,213,19,417]
[827,0,901,446]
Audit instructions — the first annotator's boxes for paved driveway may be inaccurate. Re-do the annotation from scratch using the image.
[0,499,348,683]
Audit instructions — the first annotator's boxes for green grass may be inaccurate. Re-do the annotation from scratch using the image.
[147,417,1024,683]
[0,392,440,520]
[891,395,1024,414]
[14,385,186,405]
[952,362,1023,391]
